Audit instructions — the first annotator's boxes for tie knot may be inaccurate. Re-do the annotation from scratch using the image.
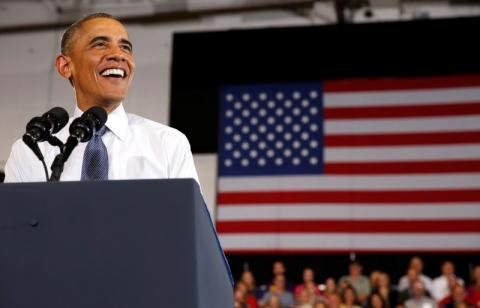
[95,126,107,137]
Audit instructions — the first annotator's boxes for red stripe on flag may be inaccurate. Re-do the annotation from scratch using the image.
[324,103,480,119]
[217,189,480,204]
[324,160,480,174]
[323,75,480,92]
[325,131,480,146]
[216,220,480,233]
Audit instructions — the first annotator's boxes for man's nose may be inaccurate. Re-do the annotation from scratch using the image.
[106,45,126,62]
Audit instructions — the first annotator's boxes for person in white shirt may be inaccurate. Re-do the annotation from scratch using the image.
[432,261,464,303]
[398,256,433,295]
[4,13,199,184]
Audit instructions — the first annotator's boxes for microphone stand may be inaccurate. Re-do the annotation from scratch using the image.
[47,136,66,182]
[49,136,80,182]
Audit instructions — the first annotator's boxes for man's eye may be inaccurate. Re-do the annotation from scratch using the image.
[94,42,106,47]
[121,45,132,52]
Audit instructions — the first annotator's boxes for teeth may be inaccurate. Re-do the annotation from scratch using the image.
[101,68,125,77]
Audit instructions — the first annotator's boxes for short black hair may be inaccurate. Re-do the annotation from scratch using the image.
[60,12,119,55]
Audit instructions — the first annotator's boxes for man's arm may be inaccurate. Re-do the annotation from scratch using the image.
[4,139,45,183]
[164,130,200,184]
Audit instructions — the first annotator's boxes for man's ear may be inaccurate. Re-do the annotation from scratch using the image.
[55,54,74,85]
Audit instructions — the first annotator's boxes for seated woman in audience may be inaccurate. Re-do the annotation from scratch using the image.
[265,296,282,308]
[323,278,339,300]
[372,272,398,308]
[366,292,388,308]
[340,285,362,308]
[296,288,316,308]
[241,270,260,308]
[467,265,480,307]
[235,282,249,308]
[295,268,322,300]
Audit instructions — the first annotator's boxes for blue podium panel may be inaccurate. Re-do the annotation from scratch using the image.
[0,179,232,308]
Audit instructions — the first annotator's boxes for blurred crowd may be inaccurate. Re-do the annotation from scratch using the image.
[234,256,480,308]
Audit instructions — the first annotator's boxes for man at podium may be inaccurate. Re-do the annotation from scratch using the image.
[4,13,199,183]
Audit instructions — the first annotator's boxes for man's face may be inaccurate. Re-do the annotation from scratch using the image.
[273,262,285,276]
[349,263,362,276]
[66,18,135,107]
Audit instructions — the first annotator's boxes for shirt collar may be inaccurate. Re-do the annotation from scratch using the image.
[73,103,128,141]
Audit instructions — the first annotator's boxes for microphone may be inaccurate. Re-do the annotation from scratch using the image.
[63,106,108,163]
[50,106,107,182]
[22,107,69,161]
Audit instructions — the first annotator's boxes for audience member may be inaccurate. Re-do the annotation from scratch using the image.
[398,270,425,306]
[372,272,398,308]
[398,257,433,294]
[443,283,469,308]
[339,261,371,303]
[270,261,295,292]
[433,261,464,303]
[322,277,340,306]
[315,302,328,308]
[340,285,362,308]
[260,274,295,308]
[295,268,322,299]
[371,271,383,290]
[366,292,388,308]
[241,270,261,307]
[296,289,316,308]
[235,282,249,308]
[329,293,342,308]
[467,265,480,308]
[404,280,437,308]
[265,296,282,308]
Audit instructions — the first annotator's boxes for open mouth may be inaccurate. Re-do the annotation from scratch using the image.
[100,68,127,79]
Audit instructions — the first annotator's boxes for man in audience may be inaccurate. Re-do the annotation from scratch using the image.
[432,261,464,303]
[397,269,425,305]
[398,257,433,295]
[404,280,437,308]
[339,260,371,303]
[270,261,294,292]
[260,274,295,308]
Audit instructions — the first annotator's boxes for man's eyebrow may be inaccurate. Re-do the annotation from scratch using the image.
[88,36,110,45]
[120,38,133,50]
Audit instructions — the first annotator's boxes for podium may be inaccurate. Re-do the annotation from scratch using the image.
[0,179,233,308]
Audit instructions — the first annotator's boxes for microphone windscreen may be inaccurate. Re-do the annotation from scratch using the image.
[46,107,69,134]
[85,106,108,130]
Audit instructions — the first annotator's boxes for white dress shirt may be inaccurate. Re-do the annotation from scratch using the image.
[4,104,199,184]
[431,275,464,302]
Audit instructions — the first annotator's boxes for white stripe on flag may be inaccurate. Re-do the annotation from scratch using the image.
[324,87,480,107]
[325,115,480,134]
[218,174,480,191]
[324,145,480,162]
[217,204,480,221]
[219,233,480,250]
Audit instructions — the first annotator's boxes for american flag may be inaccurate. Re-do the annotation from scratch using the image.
[216,75,480,253]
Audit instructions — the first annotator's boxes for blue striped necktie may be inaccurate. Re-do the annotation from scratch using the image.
[81,126,108,181]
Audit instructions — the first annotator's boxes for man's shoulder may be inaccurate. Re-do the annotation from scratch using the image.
[126,113,187,140]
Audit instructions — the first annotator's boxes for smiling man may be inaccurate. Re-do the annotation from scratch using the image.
[4,13,200,183]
